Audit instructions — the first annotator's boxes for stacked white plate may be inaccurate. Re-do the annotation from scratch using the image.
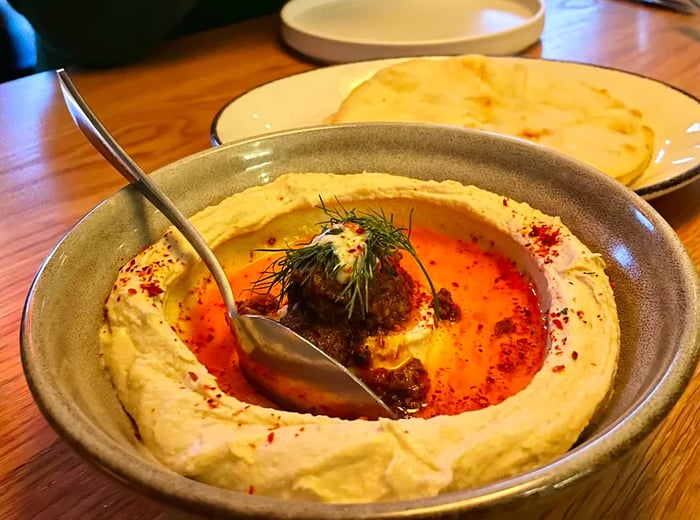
[280,0,545,63]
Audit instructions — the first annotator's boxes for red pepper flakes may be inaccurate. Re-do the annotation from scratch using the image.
[267,237,277,246]
[127,288,137,295]
[206,398,218,409]
[552,365,565,373]
[502,198,509,207]
[248,485,255,495]
[552,318,563,330]
[140,283,164,296]
[267,432,275,444]
[355,226,365,234]
[497,360,516,373]
[572,351,579,360]
[188,371,198,381]
[528,224,560,247]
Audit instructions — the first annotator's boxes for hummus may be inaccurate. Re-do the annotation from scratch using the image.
[100,173,620,503]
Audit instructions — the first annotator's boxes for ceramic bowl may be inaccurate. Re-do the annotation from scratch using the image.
[21,123,699,519]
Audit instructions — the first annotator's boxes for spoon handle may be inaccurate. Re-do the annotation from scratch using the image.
[56,69,238,316]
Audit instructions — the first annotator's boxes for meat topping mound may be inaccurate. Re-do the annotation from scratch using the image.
[276,254,432,416]
[279,306,371,368]
[285,253,414,331]
[243,204,460,417]
[280,253,413,366]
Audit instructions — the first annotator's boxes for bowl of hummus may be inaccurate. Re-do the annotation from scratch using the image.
[21,123,699,518]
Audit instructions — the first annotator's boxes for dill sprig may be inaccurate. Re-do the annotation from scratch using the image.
[253,198,440,320]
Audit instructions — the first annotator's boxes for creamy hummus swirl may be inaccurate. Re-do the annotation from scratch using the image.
[100,173,619,503]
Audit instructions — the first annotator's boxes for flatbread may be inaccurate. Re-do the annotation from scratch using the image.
[329,56,654,185]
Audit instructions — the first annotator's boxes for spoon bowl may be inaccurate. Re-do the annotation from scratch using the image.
[56,69,395,420]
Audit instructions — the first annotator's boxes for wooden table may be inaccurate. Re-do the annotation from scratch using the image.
[1,2,698,518]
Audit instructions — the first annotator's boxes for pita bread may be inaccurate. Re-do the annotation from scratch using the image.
[329,56,654,185]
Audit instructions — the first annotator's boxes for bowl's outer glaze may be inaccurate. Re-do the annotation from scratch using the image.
[21,123,699,519]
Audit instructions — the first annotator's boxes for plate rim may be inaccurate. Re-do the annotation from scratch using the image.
[211,55,700,201]
[280,0,545,47]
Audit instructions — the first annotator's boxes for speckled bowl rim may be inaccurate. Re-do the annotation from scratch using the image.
[21,123,700,519]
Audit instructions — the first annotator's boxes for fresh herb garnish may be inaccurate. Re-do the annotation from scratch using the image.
[253,198,440,319]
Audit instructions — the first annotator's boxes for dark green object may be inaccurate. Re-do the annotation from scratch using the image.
[8,0,286,70]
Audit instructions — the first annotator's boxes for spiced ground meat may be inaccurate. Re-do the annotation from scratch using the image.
[278,254,432,416]
[435,288,462,322]
[237,293,279,316]
[279,309,372,368]
[239,253,462,416]
[279,255,414,367]
[361,358,430,414]
[284,253,414,331]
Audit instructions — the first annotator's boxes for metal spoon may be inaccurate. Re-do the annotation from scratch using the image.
[56,69,395,420]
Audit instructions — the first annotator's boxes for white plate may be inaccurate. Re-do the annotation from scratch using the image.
[281,0,544,63]
[211,57,700,200]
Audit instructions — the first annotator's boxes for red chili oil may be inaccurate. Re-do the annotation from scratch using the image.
[172,225,547,418]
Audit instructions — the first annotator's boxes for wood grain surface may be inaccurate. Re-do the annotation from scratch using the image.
[1,1,699,518]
